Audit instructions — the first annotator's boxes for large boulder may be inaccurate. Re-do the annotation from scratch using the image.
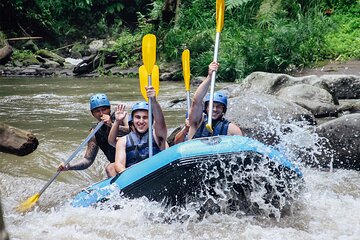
[236,72,331,95]
[319,75,360,99]
[275,84,338,117]
[225,93,316,145]
[0,122,38,156]
[315,113,360,170]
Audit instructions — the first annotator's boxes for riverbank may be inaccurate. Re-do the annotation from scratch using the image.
[291,60,360,77]
[1,58,359,80]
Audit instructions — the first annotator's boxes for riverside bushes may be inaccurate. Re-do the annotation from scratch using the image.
[1,0,359,81]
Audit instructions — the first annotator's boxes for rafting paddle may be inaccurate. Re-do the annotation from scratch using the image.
[139,65,159,102]
[141,34,157,157]
[182,49,191,115]
[206,0,225,133]
[16,121,104,212]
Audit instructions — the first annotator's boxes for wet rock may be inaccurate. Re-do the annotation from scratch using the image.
[338,99,360,114]
[315,113,360,170]
[226,93,316,145]
[0,122,39,156]
[319,75,360,99]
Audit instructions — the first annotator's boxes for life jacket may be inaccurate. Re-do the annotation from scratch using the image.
[94,113,116,163]
[193,114,230,139]
[125,130,161,168]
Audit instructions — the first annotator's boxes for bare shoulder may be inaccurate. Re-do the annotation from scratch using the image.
[228,122,243,136]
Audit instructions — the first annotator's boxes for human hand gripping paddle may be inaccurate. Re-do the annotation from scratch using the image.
[182,49,191,115]
[139,34,159,157]
[16,121,104,212]
[206,0,225,133]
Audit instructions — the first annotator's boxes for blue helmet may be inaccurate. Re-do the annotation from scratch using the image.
[131,102,149,117]
[204,91,228,112]
[90,93,110,111]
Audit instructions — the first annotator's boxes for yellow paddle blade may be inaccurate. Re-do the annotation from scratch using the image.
[16,193,40,212]
[216,0,225,33]
[152,65,160,96]
[139,65,160,102]
[142,34,156,74]
[206,123,214,134]
[182,49,191,91]
[139,65,148,101]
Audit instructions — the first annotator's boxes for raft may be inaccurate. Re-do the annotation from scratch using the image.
[72,136,304,211]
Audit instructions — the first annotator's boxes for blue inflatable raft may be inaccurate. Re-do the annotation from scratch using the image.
[72,136,304,211]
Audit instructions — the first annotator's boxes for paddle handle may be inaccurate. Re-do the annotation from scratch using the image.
[38,121,104,196]
[206,32,221,133]
[148,75,153,157]
[186,90,191,116]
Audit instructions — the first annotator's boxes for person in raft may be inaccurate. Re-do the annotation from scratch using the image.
[187,62,243,139]
[58,93,129,178]
[173,113,190,144]
[108,86,167,173]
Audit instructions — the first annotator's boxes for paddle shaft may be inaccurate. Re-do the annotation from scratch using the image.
[206,32,221,132]
[38,121,104,196]
[186,91,191,115]
[148,75,153,157]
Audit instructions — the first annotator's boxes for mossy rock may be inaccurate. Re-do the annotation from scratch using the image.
[36,49,65,65]
[22,55,41,66]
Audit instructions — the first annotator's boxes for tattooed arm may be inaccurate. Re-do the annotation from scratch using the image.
[57,134,99,171]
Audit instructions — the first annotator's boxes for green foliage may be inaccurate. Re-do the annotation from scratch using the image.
[2,0,358,80]
[323,13,360,60]
[111,31,143,69]
[11,50,36,63]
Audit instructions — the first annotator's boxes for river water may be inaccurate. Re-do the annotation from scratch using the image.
[0,77,359,240]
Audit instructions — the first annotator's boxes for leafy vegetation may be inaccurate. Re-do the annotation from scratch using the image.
[0,0,359,81]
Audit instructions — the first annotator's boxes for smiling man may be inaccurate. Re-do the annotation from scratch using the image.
[109,86,167,174]
[188,62,243,139]
[58,93,129,178]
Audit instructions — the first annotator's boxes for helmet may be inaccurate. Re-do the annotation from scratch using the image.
[204,91,228,112]
[90,93,110,111]
[131,102,149,118]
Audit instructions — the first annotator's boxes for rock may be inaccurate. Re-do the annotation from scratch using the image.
[22,40,39,52]
[315,114,360,170]
[275,84,338,117]
[338,99,360,113]
[0,122,39,156]
[225,93,316,145]
[36,49,65,66]
[89,40,105,53]
[0,45,13,65]
[320,75,360,99]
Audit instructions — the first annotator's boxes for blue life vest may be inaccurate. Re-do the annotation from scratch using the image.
[94,114,116,163]
[125,130,161,168]
[193,115,230,139]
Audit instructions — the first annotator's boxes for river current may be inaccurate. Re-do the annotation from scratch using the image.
[0,77,359,240]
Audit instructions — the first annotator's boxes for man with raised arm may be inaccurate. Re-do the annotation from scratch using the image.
[188,62,243,139]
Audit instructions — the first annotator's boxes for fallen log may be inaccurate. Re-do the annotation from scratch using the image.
[0,122,38,156]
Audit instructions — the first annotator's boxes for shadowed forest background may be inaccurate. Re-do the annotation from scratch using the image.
[0,0,359,81]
